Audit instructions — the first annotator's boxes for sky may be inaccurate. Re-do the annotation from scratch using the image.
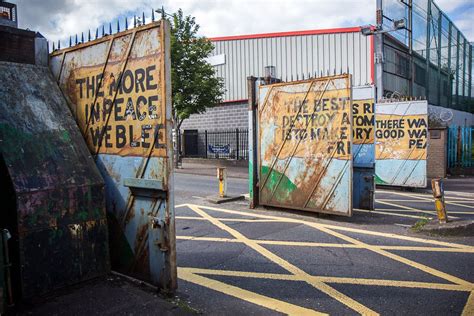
[7,0,474,45]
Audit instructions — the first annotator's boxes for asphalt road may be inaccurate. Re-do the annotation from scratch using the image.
[174,173,474,315]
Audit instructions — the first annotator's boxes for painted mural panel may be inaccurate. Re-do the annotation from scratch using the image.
[375,100,428,187]
[258,75,353,216]
[352,85,375,167]
[49,21,176,290]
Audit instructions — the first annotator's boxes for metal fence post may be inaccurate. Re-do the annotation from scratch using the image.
[247,76,258,208]
[205,130,208,159]
[236,128,239,160]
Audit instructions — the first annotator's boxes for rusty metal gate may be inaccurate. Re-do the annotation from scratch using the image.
[258,75,353,216]
[50,20,176,290]
[375,100,428,188]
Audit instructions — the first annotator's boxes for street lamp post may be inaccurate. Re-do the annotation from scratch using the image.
[361,2,407,101]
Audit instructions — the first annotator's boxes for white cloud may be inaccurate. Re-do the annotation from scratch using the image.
[8,0,472,43]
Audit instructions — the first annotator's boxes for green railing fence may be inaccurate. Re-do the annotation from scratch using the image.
[447,126,474,168]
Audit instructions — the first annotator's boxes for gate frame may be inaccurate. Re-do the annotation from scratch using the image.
[49,20,177,291]
[255,75,354,216]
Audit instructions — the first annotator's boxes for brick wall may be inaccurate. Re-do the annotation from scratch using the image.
[180,101,248,132]
[427,128,447,179]
[0,25,35,64]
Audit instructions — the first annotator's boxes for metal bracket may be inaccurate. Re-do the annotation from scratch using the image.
[123,178,166,198]
[150,217,169,252]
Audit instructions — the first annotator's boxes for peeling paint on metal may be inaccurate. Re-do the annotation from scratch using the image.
[258,75,353,216]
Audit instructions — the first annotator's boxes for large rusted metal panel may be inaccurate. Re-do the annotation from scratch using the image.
[375,100,428,187]
[0,62,109,299]
[50,20,176,290]
[258,75,353,216]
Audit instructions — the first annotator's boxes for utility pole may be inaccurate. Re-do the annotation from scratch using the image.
[408,0,414,97]
[375,0,384,101]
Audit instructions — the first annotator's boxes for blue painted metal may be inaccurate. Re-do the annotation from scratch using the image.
[352,85,375,210]
[49,20,176,291]
[448,125,474,168]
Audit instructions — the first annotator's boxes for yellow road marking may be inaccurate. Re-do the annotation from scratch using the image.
[177,216,283,222]
[377,198,474,204]
[185,204,473,250]
[381,191,474,209]
[354,208,433,219]
[462,291,474,316]
[188,204,378,315]
[176,235,474,253]
[181,267,473,292]
[372,208,473,215]
[376,190,474,201]
[312,225,473,287]
[376,200,456,218]
[178,268,325,315]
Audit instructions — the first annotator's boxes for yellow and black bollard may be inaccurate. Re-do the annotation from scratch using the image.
[217,167,227,198]
[431,178,447,224]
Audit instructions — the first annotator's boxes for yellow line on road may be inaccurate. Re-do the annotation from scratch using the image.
[180,267,473,292]
[380,191,474,209]
[313,225,473,287]
[188,204,379,315]
[354,208,433,219]
[178,268,325,315]
[376,200,461,218]
[462,291,474,316]
[177,216,283,222]
[176,235,474,253]
[184,204,473,250]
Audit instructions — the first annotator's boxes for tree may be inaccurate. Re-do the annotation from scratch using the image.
[170,9,224,131]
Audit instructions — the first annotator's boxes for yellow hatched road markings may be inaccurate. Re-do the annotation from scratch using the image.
[178,268,325,316]
[177,203,474,314]
[188,204,379,315]
[377,198,474,204]
[376,200,460,219]
[181,203,473,249]
[370,208,474,215]
[462,292,474,316]
[378,190,474,209]
[354,208,434,219]
[177,235,474,253]
[180,267,473,292]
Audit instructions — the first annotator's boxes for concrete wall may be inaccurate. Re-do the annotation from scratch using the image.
[427,128,447,179]
[180,101,248,132]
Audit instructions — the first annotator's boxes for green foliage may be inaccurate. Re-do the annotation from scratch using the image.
[170,9,224,128]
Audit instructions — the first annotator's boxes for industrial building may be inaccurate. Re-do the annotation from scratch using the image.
[180,0,473,162]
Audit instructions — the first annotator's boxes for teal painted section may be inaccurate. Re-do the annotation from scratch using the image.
[448,126,473,168]
[375,160,427,187]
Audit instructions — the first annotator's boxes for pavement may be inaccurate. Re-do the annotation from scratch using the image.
[174,164,474,315]
[17,274,194,316]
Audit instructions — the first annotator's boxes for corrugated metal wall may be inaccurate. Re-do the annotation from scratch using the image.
[211,30,372,102]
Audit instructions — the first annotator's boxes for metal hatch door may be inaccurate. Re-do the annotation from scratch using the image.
[258,75,353,216]
[375,100,428,188]
[49,20,176,290]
